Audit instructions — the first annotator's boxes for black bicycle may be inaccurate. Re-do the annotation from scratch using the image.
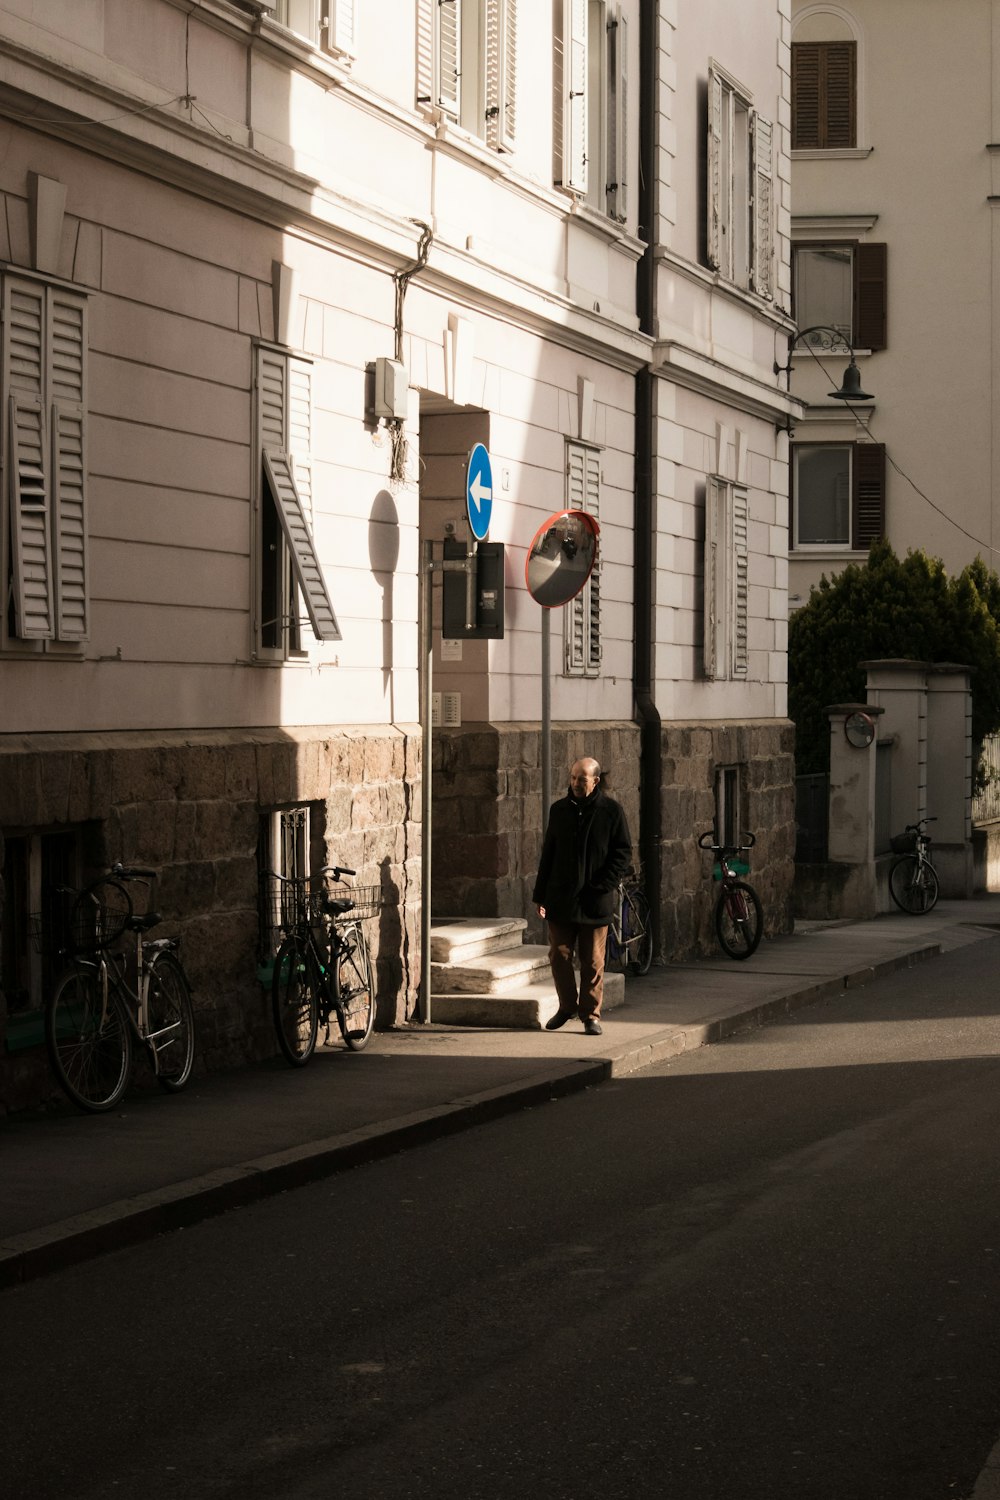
[266,865,379,1066]
[41,865,196,1112]
[606,867,653,975]
[888,817,940,914]
[698,831,763,959]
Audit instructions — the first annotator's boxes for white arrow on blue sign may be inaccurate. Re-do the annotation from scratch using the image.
[466,442,493,542]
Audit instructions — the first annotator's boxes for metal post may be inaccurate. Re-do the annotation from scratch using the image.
[541,607,551,825]
[419,538,434,1023]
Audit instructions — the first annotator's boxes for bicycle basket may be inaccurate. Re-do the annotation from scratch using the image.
[260,874,310,945]
[69,881,132,951]
[889,830,917,855]
[318,883,384,922]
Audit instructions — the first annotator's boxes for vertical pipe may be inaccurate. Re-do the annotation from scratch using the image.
[419,539,433,1023]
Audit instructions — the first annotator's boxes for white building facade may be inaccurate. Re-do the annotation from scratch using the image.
[0,0,797,1109]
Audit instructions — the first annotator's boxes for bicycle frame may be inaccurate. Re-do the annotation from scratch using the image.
[72,919,183,1067]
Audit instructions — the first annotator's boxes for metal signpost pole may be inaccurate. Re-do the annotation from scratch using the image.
[541,608,551,825]
[419,537,434,1024]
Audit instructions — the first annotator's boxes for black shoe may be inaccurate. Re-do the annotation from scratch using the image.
[545,1009,576,1031]
[583,1018,603,1036]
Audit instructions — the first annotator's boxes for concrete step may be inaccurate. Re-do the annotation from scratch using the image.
[431,943,553,994]
[429,971,626,1029]
[430,917,528,965]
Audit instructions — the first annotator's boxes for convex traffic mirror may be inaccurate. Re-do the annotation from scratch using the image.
[524,509,600,608]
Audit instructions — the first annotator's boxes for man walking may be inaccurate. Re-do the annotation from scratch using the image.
[533,756,632,1036]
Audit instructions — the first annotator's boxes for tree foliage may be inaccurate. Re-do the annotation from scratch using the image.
[788,540,1000,775]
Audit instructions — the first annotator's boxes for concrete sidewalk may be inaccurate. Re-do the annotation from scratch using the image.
[3,895,999,1289]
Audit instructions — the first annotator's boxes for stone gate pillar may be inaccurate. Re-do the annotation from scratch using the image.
[926,664,973,897]
[863,659,929,836]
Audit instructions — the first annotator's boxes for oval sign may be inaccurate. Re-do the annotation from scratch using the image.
[524,509,600,608]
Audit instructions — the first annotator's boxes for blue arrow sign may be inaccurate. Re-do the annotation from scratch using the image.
[466,443,493,542]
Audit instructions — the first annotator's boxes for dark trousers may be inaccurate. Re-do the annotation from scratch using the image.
[546,921,608,1020]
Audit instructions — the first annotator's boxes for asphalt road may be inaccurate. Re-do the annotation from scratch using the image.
[5,934,1000,1500]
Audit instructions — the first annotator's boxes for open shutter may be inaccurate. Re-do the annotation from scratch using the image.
[823,41,856,149]
[262,449,341,641]
[436,0,461,118]
[791,42,820,149]
[564,443,601,675]
[562,0,588,193]
[49,289,88,641]
[852,443,885,551]
[416,0,434,106]
[8,393,53,639]
[731,488,749,678]
[750,112,773,299]
[287,356,313,523]
[486,0,517,151]
[703,476,722,680]
[325,0,356,55]
[854,242,887,351]
[258,346,287,452]
[707,67,723,270]
[607,6,628,221]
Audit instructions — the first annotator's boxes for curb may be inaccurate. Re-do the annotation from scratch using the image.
[0,940,942,1289]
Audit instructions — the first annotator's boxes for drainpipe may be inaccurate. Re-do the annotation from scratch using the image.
[634,0,662,958]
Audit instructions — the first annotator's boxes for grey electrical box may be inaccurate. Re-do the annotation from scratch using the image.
[370,357,409,421]
[442,541,505,639]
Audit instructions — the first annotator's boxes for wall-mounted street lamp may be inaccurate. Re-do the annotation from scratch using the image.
[775,324,875,402]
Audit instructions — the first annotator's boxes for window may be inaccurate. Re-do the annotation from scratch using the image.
[715,766,742,849]
[1,827,81,1014]
[703,478,749,681]
[792,442,885,551]
[556,0,629,221]
[257,805,315,961]
[417,0,517,151]
[792,41,856,150]
[254,346,341,659]
[707,65,773,297]
[2,273,89,649]
[793,242,887,350]
[270,0,356,55]
[564,441,601,676]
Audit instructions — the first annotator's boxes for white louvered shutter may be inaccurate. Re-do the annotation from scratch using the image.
[565,443,601,676]
[607,6,628,221]
[50,290,89,640]
[486,0,517,151]
[707,68,723,272]
[731,487,749,678]
[287,356,313,524]
[326,0,356,55]
[703,476,723,680]
[262,450,341,642]
[258,346,287,453]
[5,277,53,639]
[416,0,434,107]
[563,0,588,193]
[751,112,773,299]
[437,0,461,118]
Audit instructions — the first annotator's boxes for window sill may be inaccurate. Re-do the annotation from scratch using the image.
[790,547,868,559]
[791,147,874,160]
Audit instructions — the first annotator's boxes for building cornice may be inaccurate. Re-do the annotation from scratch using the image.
[653,341,805,426]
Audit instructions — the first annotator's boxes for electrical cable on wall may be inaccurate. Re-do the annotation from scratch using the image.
[388,220,433,484]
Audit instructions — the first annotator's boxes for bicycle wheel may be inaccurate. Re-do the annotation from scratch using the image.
[336,924,376,1051]
[45,966,132,1112]
[715,880,763,959]
[625,889,654,976]
[889,855,940,914]
[272,934,319,1066]
[146,952,196,1092]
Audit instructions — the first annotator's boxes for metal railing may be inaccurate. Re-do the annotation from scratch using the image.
[973,732,1000,825]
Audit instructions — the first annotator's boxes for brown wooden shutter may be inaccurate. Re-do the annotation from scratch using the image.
[852,443,885,550]
[792,41,856,150]
[854,242,887,350]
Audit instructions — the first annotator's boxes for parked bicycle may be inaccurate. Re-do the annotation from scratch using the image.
[606,867,653,975]
[41,864,196,1113]
[698,831,763,959]
[266,865,379,1066]
[888,817,940,914]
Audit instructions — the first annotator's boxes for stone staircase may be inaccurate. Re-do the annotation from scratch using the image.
[429,917,625,1028]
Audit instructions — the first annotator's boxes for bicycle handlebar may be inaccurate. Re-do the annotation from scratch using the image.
[697,831,756,853]
[320,864,357,880]
[110,863,157,881]
[904,818,936,832]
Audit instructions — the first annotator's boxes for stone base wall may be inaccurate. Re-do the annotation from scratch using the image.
[431,723,642,936]
[0,726,420,1114]
[657,720,796,961]
[432,718,796,962]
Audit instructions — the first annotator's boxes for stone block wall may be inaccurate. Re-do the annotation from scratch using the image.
[657,720,796,960]
[0,726,420,1114]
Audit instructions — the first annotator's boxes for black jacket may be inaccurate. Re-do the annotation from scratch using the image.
[532,785,632,926]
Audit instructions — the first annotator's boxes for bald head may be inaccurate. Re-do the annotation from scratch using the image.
[569,758,601,799]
